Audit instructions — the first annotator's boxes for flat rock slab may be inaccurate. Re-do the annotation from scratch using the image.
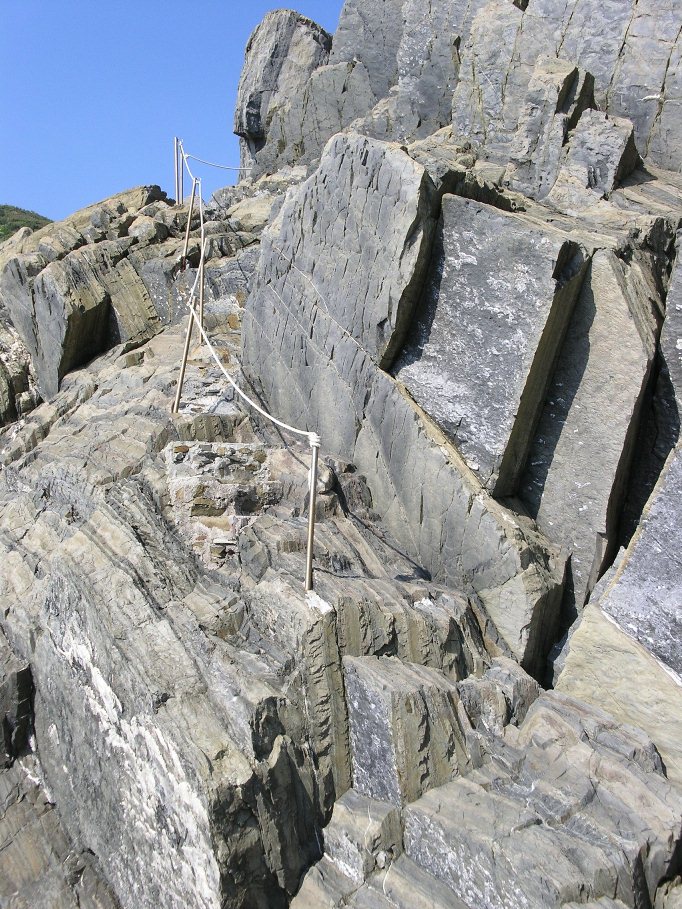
[343,656,466,805]
[394,194,587,495]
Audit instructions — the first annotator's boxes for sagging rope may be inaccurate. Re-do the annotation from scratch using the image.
[171,138,321,592]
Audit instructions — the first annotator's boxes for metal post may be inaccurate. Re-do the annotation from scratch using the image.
[172,298,195,414]
[181,179,197,270]
[174,138,179,205]
[305,436,320,592]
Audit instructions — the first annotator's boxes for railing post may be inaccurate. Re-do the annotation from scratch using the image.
[179,141,184,205]
[173,296,196,414]
[174,137,179,205]
[305,435,321,592]
[181,178,198,270]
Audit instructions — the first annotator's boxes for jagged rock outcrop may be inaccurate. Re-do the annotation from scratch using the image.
[242,131,565,676]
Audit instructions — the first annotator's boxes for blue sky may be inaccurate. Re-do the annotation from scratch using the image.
[0,1,344,220]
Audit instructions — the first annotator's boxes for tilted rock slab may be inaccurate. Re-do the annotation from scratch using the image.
[520,248,659,611]
[242,133,565,676]
[394,194,588,496]
[557,442,682,787]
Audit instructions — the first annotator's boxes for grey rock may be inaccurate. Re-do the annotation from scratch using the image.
[343,656,467,805]
[0,187,168,399]
[546,110,641,215]
[597,443,682,678]
[330,0,404,100]
[661,236,682,407]
[505,56,595,199]
[321,789,401,884]
[451,0,525,155]
[263,60,377,174]
[404,692,682,908]
[520,249,659,612]
[234,9,332,174]
[451,0,682,171]
[394,194,588,496]
[242,135,565,676]
[459,656,540,733]
[0,630,33,767]
[256,132,438,369]
[0,760,120,909]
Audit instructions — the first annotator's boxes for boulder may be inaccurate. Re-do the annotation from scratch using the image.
[394,194,588,495]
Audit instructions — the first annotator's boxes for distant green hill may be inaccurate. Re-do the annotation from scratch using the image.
[0,204,52,242]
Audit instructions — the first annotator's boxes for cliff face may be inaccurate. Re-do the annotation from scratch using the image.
[1,1,682,908]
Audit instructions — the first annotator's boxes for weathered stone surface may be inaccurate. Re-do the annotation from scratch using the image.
[234,9,332,174]
[0,760,120,909]
[556,603,682,796]
[458,655,540,733]
[505,56,595,199]
[661,238,682,407]
[575,442,682,681]
[451,0,525,155]
[546,110,641,215]
[330,0,403,101]
[520,249,659,613]
[262,60,377,174]
[344,656,467,805]
[321,789,401,884]
[257,132,437,368]
[394,194,588,495]
[0,630,33,767]
[242,134,566,676]
[451,0,682,171]
[404,692,682,908]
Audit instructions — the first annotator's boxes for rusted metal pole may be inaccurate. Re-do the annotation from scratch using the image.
[305,436,320,592]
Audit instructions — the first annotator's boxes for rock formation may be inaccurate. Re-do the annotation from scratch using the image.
[1,0,682,907]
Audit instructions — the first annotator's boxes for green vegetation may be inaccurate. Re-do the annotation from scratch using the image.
[0,204,51,242]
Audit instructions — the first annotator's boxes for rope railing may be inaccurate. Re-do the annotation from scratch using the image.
[171,137,321,592]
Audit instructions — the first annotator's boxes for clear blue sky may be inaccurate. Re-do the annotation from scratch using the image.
[0,1,344,221]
